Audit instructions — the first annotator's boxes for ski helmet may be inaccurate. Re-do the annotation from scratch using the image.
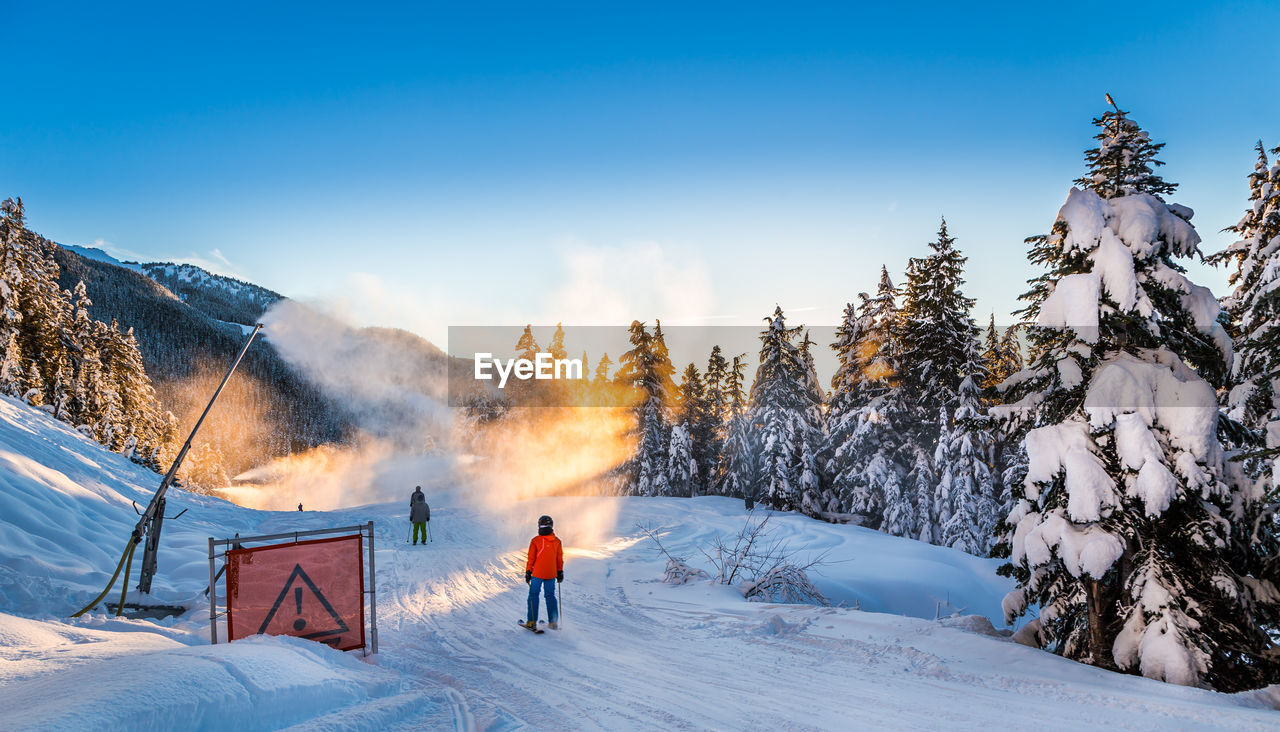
[538,515,554,529]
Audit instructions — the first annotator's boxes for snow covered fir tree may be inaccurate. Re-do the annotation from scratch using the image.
[614,320,676,496]
[936,347,1000,555]
[748,307,825,512]
[821,268,909,527]
[0,198,175,473]
[590,226,1002,548]
[1209,141,1280,479]
[993,103,1280,690]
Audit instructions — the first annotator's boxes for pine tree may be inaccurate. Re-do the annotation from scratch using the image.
[0,199,27,394]
[183,441,231,494]
[1209,142,1280,474]
[47,365,70,421]
[908,446,935,543]
[932,408,954,533]
[795,332,827,515]
[986,318,1026,536]
[549,323,568,361]
[1075,97,1177,200]
[981,315,1002,389]
[894,219,983,541]
[819,299,868,517]
[114,324,163,458]
[97,319,135,450]
[651,320,678,403]
[676,363,703,424]
[67,282,100,428]
[748,307,822,512]
[0,331,23,395]
[13,226,68,404]
[938,352,999,555]
[635,398,670,497]
[675,362,713,495]
[516,325,539,361]
[0,198,173,466]
[898,218,980,428]
[1206,142,1280,674]
[594,352,613,383]
[75,325,110,442]
[982,315,1023,393]
[833,268,911,529]
[666,423,697,497]
[879,458,916,538]
[617,320,673,496]
[999,324,1024,378]
[702,345,729,485]
[994,105,1277,690]
[725,354,747,416]
[719,410,756,500]
[715,354,753,497]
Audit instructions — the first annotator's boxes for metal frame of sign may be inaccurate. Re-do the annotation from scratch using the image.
[208,522,378,655]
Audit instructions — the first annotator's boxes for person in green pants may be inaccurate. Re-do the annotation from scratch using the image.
[409,486,430,544]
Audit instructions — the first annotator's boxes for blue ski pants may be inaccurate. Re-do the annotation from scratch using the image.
[527,577,558,624]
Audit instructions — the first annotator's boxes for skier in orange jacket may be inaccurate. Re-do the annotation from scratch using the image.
[523,515,564,630]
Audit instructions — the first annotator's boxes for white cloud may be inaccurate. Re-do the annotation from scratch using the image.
[302,271,452,345]
[545,240,713,325]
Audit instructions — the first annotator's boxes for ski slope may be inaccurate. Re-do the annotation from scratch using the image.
[1,394,1278,730]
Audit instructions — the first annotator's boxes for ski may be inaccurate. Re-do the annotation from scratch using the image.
[517,620,544,634]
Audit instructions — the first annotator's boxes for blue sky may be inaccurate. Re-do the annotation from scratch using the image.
[4,2,1279,349]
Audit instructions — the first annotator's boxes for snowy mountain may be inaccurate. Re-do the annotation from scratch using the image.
[139,262,283,327]
[48,244,352,474]
[2,393,1277,729]
[55,246,281,327]
[60,243,143,272]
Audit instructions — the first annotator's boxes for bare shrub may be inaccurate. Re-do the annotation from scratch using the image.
[640,513,830,605]
[741,563,827,605]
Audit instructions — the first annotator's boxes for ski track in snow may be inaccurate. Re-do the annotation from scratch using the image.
[350,501,1278,731]
[1,396,1279,730]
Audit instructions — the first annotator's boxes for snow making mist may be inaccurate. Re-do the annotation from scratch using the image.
[235,303,637,551]
[459,405,639,548]
[225,299,462,510]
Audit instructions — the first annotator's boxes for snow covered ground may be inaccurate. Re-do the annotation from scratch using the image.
[1,394,1278,730]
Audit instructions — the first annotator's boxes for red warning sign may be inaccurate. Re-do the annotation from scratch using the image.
[225,534,365,651]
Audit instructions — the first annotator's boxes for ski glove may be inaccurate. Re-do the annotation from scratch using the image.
[525,571,532,584]
[557,570,564,583]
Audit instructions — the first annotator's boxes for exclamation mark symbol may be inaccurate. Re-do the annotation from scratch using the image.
[292,587,306,631]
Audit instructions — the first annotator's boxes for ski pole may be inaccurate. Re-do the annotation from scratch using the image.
[406,525,411,544]
[427,522,433,543]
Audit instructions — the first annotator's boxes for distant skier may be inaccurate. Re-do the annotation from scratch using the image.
[410,486,430,545]
[523,515,564,630]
